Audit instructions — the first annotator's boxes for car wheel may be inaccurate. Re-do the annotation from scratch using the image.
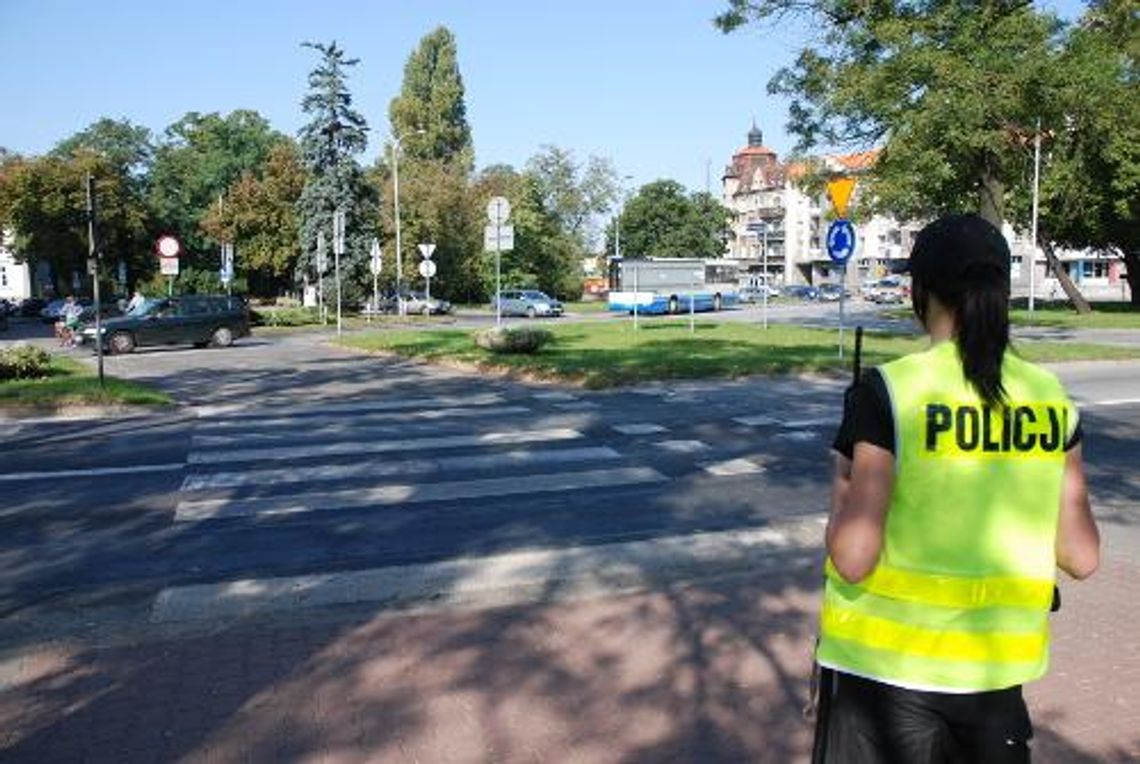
[526,306,537,319]
[211,326,234,348]
[421,306,432,317]
[713,293,723,311]
[109,331,135,354]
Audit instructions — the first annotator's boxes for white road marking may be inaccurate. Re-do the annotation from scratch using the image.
[193,392,506,420]
[175,466,667,522]
[781,417,834,428]
[192,405,531,434]
[531,391,578,402]
[181,446,622,491]
[151,517,826,622]
[733,415,781,427]
[702,458,766,477]
[774,430,819,442]
[187,427,583,465]
[655,440,710,454]
[554,401,600,411]
[0,463,184,483]
[1080,398,1140,408]
[611,423,668,435]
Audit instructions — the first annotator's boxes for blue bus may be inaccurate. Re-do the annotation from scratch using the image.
[607,258,740,315]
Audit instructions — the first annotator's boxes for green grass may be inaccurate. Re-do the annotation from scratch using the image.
[0,355,173,408]
[338,320,1140,388]
[1009,301,1140,329]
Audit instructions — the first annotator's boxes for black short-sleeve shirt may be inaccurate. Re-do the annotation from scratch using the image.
[831,368,1082,459]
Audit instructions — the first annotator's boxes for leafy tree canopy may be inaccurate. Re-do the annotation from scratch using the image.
[148,110,283,262]
[52,118,154,180]
[614,180,732,260]
[388,26,473,167]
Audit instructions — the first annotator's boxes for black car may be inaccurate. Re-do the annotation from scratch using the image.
[783,285,820,301]
[81,295,250,353]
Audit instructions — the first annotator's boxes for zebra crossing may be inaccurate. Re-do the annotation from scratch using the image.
[152,388,833,622]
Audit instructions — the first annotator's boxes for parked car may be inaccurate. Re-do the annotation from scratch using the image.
[864,276,907,304]
[738,285,780,303]
[80,294,250,354]
[39,298,69,323]
[783,285,820,301]
[818,283,852,302]
[404,291,451,316]
[492,289,564,318]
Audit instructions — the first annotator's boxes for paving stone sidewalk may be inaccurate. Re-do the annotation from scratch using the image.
[2,553,1138,764]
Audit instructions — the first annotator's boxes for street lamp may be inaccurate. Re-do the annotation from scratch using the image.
[390,129,425,316]
[613,174,634,261]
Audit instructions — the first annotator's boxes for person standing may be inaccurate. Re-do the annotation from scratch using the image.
[817,214,1100,762]
[126,290,146,315]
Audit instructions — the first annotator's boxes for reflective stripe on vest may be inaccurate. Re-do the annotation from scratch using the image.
[817,342,1076,692]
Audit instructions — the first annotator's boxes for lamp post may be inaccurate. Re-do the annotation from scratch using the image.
[391,129,425,317]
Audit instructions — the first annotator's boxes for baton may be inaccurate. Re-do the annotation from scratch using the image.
[811,326,865,763]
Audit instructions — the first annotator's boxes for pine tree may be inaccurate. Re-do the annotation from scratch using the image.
[297,41,377,305]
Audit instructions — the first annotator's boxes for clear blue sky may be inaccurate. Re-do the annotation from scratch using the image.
[0,0,1087,193]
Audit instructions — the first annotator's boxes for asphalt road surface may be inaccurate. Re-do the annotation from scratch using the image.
[2,322,1138,648]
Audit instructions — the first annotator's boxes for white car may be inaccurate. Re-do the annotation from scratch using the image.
[493,289,564,318]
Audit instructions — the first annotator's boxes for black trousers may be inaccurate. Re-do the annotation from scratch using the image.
[819,671,1033,764]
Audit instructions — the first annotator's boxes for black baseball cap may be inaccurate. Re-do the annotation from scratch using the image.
[904,214,1011,291]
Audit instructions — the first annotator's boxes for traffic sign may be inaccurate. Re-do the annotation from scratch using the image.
[826,177,857,219]
[159,257,180,276]
[156,235,181,258]
[370,239,382,276]
[486,196,511,225]
[746,221,768,234]
[418,260,437,278]
[826,219,857,264]
[316,231,327,273]
[418,242,436,260]
[332,210,346,255]
[484,224,514,252]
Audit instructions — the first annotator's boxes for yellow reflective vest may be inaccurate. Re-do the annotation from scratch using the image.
[817,341,1078,692]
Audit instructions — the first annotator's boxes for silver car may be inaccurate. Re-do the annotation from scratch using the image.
[493,289,564,318]
[403,291,452,316]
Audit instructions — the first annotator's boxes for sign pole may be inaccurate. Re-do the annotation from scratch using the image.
[633,265,639,331]
[495,231,502,327]
[333,209,344,338]
[762,224,769,330]
[839,265,847,361]
[87,174,104,385]
[689,268,696,334]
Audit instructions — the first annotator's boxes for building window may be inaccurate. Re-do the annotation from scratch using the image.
[1,266,7,287]
[1082,261,1108,279]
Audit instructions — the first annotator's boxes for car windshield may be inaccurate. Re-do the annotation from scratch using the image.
[522,291,549,300]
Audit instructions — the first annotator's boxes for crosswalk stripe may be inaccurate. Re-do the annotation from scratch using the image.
[187,427,583,465]
[175,466,666,522]
[191,406,535,447]
[151,516,826,622]
[192,405,531,435]
[0,462,184,483]
[181,446,622,491]
[193,392,507,421]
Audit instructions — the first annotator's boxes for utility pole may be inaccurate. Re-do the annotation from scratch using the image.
[86,174,104,385]
[1029,117,1042,314]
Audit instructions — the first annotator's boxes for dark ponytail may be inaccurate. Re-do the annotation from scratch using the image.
[908,214,1013,408]
[954,264,1010,406]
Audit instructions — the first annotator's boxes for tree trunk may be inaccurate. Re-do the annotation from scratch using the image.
[1123,252,1140,308]
[978,168,1004,229]
[1040,239,1092,314]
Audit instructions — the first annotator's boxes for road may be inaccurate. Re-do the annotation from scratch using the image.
[1,311,1138,762]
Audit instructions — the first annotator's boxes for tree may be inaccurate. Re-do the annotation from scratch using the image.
[381,28,478,300]
[0,151,145,296]
[297,41,377,307]
[50,119,154,288]
[200,140,307,297]
[715,0,1094,310]
[52,118,154,179]
[1026,0,1140,307]
[149,110,283,267]
[612,180,732,260]
[525,146,618,245]
[388,26,474,167]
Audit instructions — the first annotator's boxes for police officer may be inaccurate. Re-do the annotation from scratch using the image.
[819,214,1100,762]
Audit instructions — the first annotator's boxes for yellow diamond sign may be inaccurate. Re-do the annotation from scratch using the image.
[826,177,857,218]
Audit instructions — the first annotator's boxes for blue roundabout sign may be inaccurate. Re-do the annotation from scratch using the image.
[826,219,857,265]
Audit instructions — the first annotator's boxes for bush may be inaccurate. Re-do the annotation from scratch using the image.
[250,306,320,327]
[474,326,554,354]
[0,344,53,381]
